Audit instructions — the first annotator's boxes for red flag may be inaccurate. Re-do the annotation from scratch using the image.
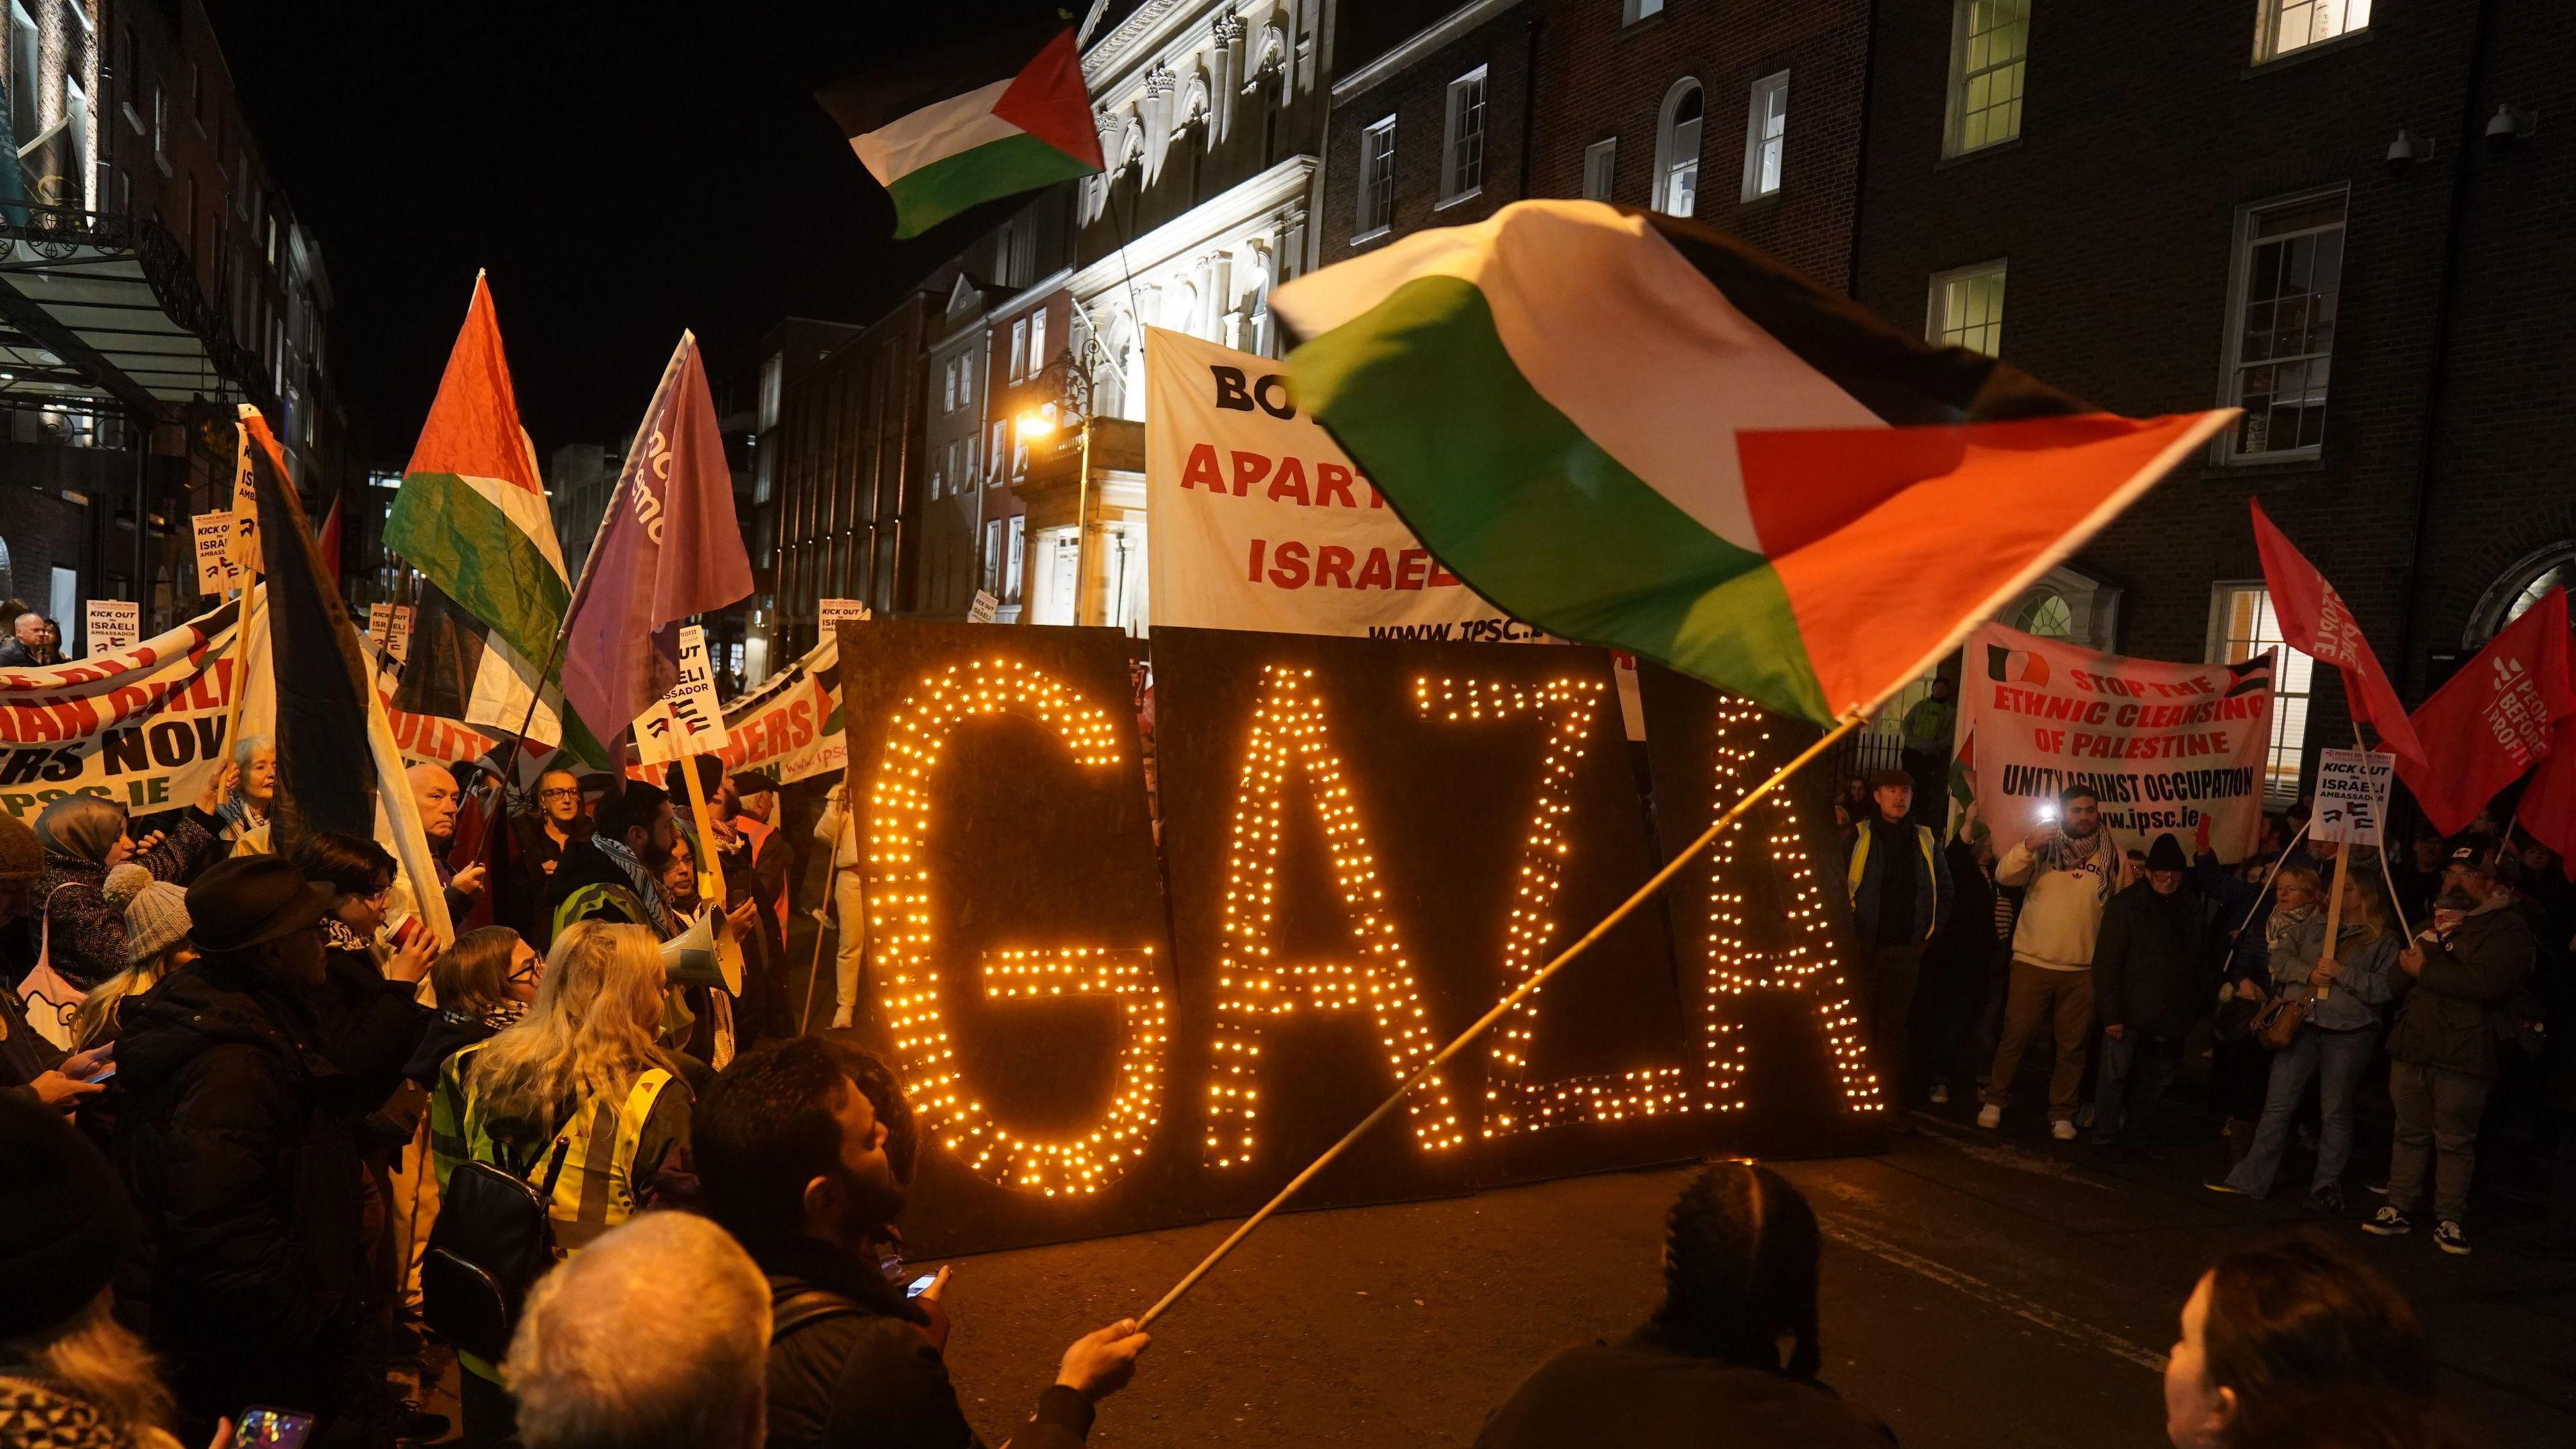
[2249,500,2428,771]
[2518,637,2576,879]
[2401,589,2572,837]
[317,494,343,591]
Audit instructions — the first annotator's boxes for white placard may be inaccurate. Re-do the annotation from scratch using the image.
[85,600,138,655]
[367,602,394,659]
[193,513,244,594]
[967,589,1000,624]
[820,597,871,630]
[2314,747,2395,847]
[386,604,414,665]
[631,623,731,766]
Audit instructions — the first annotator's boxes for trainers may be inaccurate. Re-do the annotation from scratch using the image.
[2363,1206,2413,1236]
[1929,1082,1949,1105]
[2050,1118,2078,1142]
[2433,1220,2471,1256]
[2204,1177,2247,1195]
[1976,1104,2002,1130]
[2304,1183,2345,1214]
[829,1005,855,1030]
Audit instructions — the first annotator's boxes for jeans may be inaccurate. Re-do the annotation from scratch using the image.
[1982,962,2096,1121]
[2224,1026,2377,1197]
[1854,942,1923,1103]
[2090,1030,2178,1146]
[2387,1059,2495,1226]
[832,868,869,1016]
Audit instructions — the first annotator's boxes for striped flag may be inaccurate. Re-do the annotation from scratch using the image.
[386,275,602,761]
[819,23,1104,239]
[1271,201,2235,726]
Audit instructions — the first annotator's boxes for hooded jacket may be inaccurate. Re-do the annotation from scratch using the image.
[109,956,382,1433]
[2387,894,2535,1078]
[2090,878,2211,1038]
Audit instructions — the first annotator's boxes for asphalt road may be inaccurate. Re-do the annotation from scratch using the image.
[910,1109,2576,1449]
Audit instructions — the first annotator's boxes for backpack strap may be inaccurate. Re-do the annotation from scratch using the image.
[771,1285,863,1341]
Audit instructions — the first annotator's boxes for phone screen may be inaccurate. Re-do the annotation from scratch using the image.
[905,1271,938,1299]
[83,1063,117,1084]
[233,1407,315,1449]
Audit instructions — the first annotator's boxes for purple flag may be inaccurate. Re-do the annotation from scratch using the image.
[558,332,753,755]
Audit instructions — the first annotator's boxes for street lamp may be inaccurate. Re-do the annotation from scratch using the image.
[1014,355,1098,626]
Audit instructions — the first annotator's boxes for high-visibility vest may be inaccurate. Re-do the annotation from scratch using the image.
[552,880,649,944]
[436,1038,680,1252]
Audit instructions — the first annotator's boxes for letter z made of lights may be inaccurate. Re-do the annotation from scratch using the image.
[1413,674,1686,1134]
[1205,664,1464,1167]
[1703,698,1881,1114]
[865,659,1170,1197]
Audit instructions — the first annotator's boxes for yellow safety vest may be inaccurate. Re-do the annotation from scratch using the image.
[435,1038,678,1250]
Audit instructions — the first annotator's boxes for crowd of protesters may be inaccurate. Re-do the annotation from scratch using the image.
[1841,770,2575,1263]
[0,713,2540,1449]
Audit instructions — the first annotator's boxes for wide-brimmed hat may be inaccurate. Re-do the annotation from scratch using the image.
[186,855,335,954]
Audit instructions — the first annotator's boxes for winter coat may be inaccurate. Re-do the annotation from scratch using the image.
[1840,816,1951,945]
[1925,841,2000,989]
[401,1007,506,1089]
[2268,918,2398,1034]
[2091,880,2211,1038]
[2387,896,2536,1079]
[110,956,383,1436]
[1,975,70,1106]
[1473,1324,1895,1449]
[753,1234,1093,1449]
[36,810,224,989]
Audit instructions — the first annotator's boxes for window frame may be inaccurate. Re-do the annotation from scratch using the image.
[1356,115,1397,241]
[2253,0,2371,66]
[2205,581,2315,806]
[1943,0,2030,158]
[2216,184,2349,466]
[1622,0,1667,24]
[1440,65,1489,207]
[1739,70,1788,203]
[1028,307,1047,377]
[1652,78,1703,219]
[1925,258,2008,357]
[1581,137,1617,201]
[1008,317,1030,382]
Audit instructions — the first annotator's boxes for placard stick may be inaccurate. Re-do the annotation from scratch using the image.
[678,755,728,905]
[1137,708,1868,1329]
[797,826,842,1034]
[2317,835,2349,1001]
[2353,722,2411,941]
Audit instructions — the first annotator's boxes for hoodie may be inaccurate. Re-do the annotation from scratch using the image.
[1995,831,2124,971]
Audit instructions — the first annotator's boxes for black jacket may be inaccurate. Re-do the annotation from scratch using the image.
[752,1234,1093,1449]
[538,837,655,946]
[2387,898,2535,1078]
[2090,879,2210,1038]
[111,956,386,1440]
[1474,1324,1894,1449]
[402,1007,503,1088]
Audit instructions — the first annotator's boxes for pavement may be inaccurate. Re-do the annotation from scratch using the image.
[904,1104,2576,1449]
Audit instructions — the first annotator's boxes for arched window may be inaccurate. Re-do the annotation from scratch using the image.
[2014,590,2073,639]
[2468,540,2576,648]
[1654,80,1703,218]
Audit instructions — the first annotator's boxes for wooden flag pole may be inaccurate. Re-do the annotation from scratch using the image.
[678,755,728,906]
[1136,708,1868,1330]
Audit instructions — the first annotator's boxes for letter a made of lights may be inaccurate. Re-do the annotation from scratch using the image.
[1702,697,1882,1114]
[1413,674,1688,1135]
[865,658,1171,1197]
[1204,663,1464,1167]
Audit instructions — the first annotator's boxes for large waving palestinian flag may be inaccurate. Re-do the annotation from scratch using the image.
[385,274,601,761]
[1271,201,2235,726]
[819,23,1103,239]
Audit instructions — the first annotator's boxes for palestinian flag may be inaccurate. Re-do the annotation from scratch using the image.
[385,274,603,763]
[819,23,1103,239]
[1271,201,2237,725]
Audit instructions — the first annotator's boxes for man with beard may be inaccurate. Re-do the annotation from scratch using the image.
[540,780,682,943]
[694,1038,1152,1449]
[1980,785,2129,1140]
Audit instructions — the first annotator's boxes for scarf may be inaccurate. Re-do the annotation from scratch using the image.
[590,836,676,936]
[2030,828,2120,904]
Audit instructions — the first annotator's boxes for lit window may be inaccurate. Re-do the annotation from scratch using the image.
[1442,66,1487,205]
[1008,318,1029,382]
[2256,0,2369,64]
[1357,116,1396,237]
[2223,189,2345,461]
[1654,80,1702,217]
[1740,71,1788,201]
[1581,138,1617,201]
[2209,583,2315,804]
[1927,260,2007,356]
[943,360,957,413]
[1945,0,2028,156]
[1028,307,1047,376]
[1005,515,1026,600]
[1623,0,1666,23]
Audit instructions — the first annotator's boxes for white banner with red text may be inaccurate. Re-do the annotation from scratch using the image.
[1951,622,2275,863]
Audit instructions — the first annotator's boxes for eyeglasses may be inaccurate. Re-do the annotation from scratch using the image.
[538,788,581,802]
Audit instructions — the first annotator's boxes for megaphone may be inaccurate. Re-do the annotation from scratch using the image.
[661,910,745,997]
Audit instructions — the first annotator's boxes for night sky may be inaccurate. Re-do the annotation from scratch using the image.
[209,1,1048,464]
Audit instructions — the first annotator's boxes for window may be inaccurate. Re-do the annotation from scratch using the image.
[64,76,89,204]
[1356,116,1395,237]
[943,360,958,413]
[2222,190,2345,461]
[2256,0,2370,64]
[1623,0,1666,22]
[1442,66,1487,205]
[1740,72,1788,201]
[8,3,38,154]
[1927,260,2007,356]
[1653,80,1702,217]
[2013,591,2072,639]
[1945,0,2029,156]
[1581,138,1617,201]
[1005,515,1027,602]
[989,421,1007,483]
[1008,317,1029,381]
[2209,584,2315,804]
[1028,307,1047,376]
[983,519,1003,592]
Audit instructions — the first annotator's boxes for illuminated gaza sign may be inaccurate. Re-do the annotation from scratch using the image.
[864,657,1880,1197]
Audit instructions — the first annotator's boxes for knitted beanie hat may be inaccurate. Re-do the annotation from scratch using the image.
[106,861,191,967]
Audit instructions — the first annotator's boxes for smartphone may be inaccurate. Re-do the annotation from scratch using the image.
[906,1271,938,1299]
[2037,804,2058,822]
[82,1063,117,1084]
[233,1407,315,1449]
